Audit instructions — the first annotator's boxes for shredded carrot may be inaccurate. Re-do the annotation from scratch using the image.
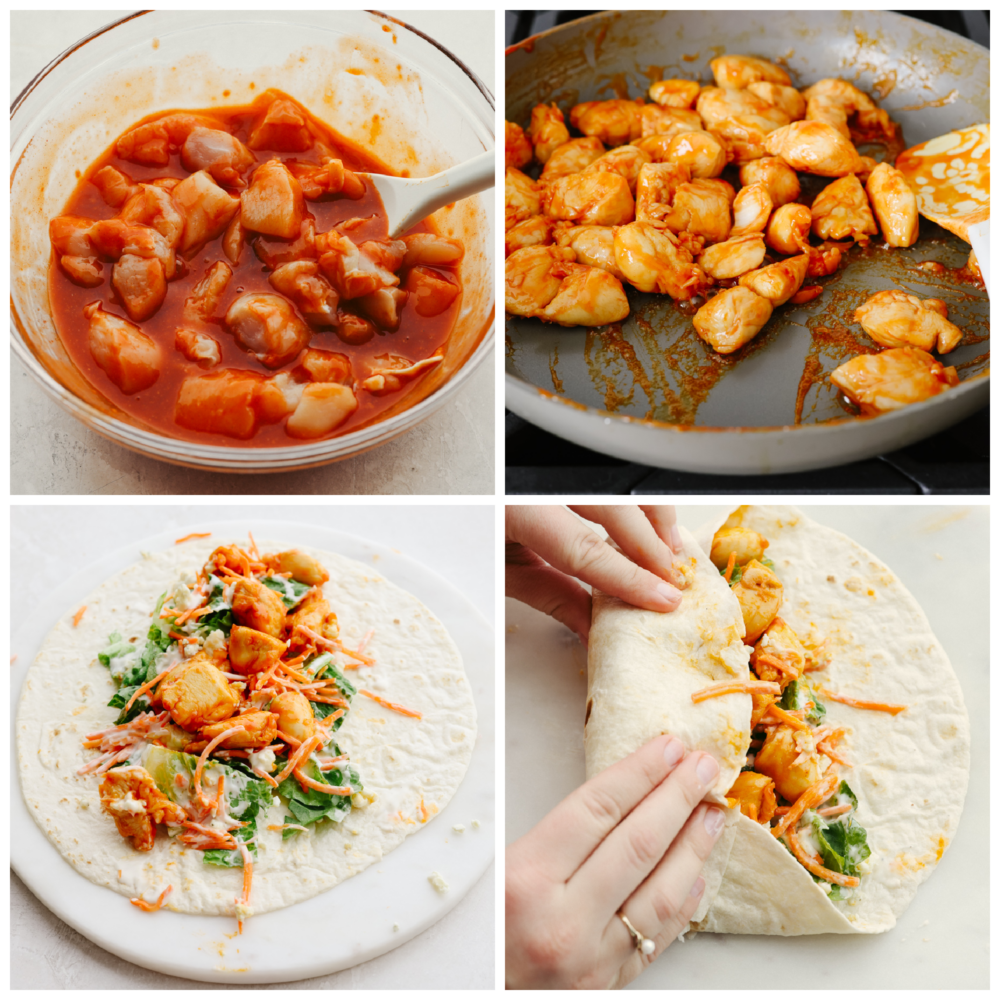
[273,734,321,784]
[123,667,174,713]
[357,629,375,654]
[418,798,429,822]
[317,709,346,728]
[771,771,839,840]
[194,725,246,805]
[785,825,860,887]
[268,823,309,833]
[247,532,260,561]
[252,767,279,788]
[175,532,212,544]
[131,885,173,912]
[275,728,303,748]
[73,606,87,627]
[359,689,422,719]
[691,680,781,703]
[293,766,353,796]
[723,551,737,582]
[816,687,906,715]
[236,840,253,934]
[300,626,376,666]
[762,703,809,730]
[168,631,188,641]
[755,651,798,678]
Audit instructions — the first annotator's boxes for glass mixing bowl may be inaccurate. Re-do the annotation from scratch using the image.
[11,10,495,472]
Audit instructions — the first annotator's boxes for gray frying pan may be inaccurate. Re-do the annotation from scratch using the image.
[505,10,989,475]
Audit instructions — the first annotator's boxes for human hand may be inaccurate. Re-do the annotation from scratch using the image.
[505,505,683,643]
[505,735,726,989]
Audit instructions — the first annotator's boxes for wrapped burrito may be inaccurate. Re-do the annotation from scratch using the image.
[585,506,970,935]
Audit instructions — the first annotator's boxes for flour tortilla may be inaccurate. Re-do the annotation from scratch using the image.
[15,538,477,916]
[587,509,970,936]
[585,525,750,924]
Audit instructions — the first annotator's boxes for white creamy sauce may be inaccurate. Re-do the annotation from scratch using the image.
[110,791,146,816]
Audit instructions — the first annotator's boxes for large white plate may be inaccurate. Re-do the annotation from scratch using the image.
[12,519,494,984]
[505,504,987,989]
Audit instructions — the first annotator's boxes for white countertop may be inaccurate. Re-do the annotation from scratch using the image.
[505,503,988,989]
[12,504,495,988]
[10,10,495,496]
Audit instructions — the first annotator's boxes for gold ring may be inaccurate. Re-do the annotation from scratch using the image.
[617,911,656,956]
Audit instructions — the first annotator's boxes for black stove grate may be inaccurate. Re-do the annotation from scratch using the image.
[505,10,990,495]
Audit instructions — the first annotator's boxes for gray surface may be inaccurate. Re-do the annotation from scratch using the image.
[10,10,495,496]
[11,504,495,988]
[505,10,989,432]
[506,504,989,989]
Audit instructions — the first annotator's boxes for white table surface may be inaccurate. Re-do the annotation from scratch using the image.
[505,503,988,989]
[10,10,495,496]
[11,504,495,989]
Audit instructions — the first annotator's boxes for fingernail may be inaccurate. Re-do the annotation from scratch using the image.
[703,808,725,838]
[689,876,705,900]
[669,525,683,553]
[696,753,719,787]
[655,581,681,605]
[663,737,684,768]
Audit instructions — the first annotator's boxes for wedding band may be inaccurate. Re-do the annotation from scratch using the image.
[617,912,656,956]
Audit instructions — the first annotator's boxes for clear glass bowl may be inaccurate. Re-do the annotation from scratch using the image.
[11,10,495,472]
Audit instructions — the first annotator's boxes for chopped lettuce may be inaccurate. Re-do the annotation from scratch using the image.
[303,652,356,729]
[780,677,826,725]
[809,781,870,886]
[261,575,311,609]
[191,575,234,636]
[277,757,361,835]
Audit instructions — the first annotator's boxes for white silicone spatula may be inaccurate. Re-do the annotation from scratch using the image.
[895,123,990,295]
[362,150,495,239]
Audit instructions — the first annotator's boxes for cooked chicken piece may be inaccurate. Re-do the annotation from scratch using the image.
[228,625,287,675]
[830,347,960,414]
[800,78,894,142]
[174,369,291,439]
[264,549,330,586]
[116,113,220,166]
[731,559,783,642]
[174,328,221,368]
[537,263,631,327]
[528,104,570,164]
[240,160,305,239]
[541,170,635,226]
[181,127,256,188]
[739,254,808,306]
[692,286,773,354]
[865,162,919,248]
[400,233,465,268]
[226,292,311,368]
[111,254,166,322]
[335,312,378,345]
[287,587,340,652]
[634,161,692,227]
[746,82,806,121]
[570,99,644,146]
[287,158,365,200]
[232,578,288,638]
[159,653,240,731]
[697,233,766,280]
[710,526,769,569]
[196,711,278,750]
[356,287,408,332]
[697,88,789,130]
[286,383,358,438]
[729,183,773,237]
[505,167,542,230]
[99,766,186,851]
[739,157,800,207]
[854,290,963,354]
[765,202,811,255]
[725,771,777,824]
[297,348,352,384]
[120,184,185,248]
[751,617,806,690]
[504,246,577,316]
[640,105,703,138]
[359,355,442,395]
[59,256,104,287]
[247,97,314,152]
[805,95,850,140]
[505,215,559,257]
[539,137,607,186]
[222,214,246,265]
[580,145,651,194]
[660,130,727,178]
[182,261,232,324]
[709,113,783,164]
[251,217,317,270]
[316,232,403,300]
[855,156,879,184]
[614,222,711,300]
[555,226,625,280]
[660,178,735,246]
[810,173,877,244]
[505,120,533,169]
[710,54,791,89]
[403,266,461,317]
[91,165,140,208]
[50,215,96,257]
[172,170,240,256]
[764,121,865,176]
[84,302,160,394]
[649,79,700,109]
[269,260,339,328]
[755,724,830,803]
[88,219,177,279]
[805,241,845,278]
[269,691,320,745]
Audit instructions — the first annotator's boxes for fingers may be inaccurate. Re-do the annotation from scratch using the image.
[604,802,726,983]
[505,544,592,642]
[568,749,721,920]
[515,735,687,883]
[570,505,682,588]
[510,506,681,612]
[638,505,683,555]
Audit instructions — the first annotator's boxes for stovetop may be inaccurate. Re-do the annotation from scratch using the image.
[504,10,990,496]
